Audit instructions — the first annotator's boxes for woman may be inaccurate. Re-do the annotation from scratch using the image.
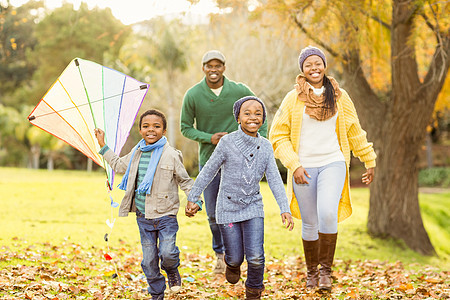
[269,46,376,291]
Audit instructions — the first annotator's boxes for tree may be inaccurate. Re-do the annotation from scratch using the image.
[206,3,302,117]
[154,24,188,147]
[0,0,41,107]
[26,126,66,170]
[22,2,130,108]
[131,18,189,147]
[22,2,131,169]
[264,0,449,255]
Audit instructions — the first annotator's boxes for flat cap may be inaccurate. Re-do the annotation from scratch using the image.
[202,50,226,65]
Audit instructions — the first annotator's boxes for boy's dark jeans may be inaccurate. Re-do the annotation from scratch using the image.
[136,210,180,297]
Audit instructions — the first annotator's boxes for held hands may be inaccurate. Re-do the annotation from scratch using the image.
[94,128,106,148]
[293,167,311,184]
[185,200,200,218]
[211,132,228,145]
[281,213,294,231]
[362,168,375,185]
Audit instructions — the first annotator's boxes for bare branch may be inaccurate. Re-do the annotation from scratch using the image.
[291,12,340,59]
[420,12,436,33]
[421,27,450,91]
[360,8,391,30]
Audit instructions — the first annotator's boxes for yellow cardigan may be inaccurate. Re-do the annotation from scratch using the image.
[269,89,376,222]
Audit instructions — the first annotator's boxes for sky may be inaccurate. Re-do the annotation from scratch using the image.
[7,0,220,24]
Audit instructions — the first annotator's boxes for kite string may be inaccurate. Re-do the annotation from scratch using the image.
[106,188,122,284]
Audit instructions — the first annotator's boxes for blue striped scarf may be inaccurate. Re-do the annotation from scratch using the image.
[117,137,167,194]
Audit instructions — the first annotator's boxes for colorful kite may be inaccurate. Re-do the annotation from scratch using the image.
[28,58,149,190]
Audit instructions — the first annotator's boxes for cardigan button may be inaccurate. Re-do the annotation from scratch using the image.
[257,146,260,149]
[250,154,253,157]
[227,196,231,199]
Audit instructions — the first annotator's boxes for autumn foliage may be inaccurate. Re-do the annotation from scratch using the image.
[1,240,448,299]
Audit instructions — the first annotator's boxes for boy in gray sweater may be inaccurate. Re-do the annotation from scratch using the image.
[186,96,294,299]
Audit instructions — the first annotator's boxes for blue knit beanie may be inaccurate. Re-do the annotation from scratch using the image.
[298,46,327,72]
[233,96,266,123]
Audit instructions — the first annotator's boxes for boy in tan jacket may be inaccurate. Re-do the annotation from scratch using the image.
[95,109,201,300]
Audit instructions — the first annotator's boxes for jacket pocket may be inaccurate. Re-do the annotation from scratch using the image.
[156,192,178,213]
[160,164,174,180]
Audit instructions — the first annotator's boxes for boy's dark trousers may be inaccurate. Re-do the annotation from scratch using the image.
[136,210,180,298]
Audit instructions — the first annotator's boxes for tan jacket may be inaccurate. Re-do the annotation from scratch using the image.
[103,143,194,219]
[269,89,376,222]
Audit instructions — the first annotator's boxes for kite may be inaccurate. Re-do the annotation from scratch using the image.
[27,58,149,190]
[27,57,149,280]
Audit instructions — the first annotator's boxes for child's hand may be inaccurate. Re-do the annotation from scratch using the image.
[185,201,200,217]
[281,213,294,231]
[94,128,106,148]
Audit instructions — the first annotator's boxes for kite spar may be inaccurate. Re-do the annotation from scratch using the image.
[28,58,149,190]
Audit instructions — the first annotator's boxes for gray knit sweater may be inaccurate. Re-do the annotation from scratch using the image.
[187,127,291,224]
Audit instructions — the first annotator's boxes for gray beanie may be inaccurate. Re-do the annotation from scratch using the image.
[233,96,266,123]
[298,46,326,72]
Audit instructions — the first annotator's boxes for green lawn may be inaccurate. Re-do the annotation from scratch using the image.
[1,167,449,270]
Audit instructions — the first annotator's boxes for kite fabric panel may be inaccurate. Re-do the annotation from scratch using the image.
[28,58,149,189]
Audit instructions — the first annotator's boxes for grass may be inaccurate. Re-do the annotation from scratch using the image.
[1,167,449,271]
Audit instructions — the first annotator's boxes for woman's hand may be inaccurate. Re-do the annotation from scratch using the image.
[362,168,375,185]
[94,128,106,148]
[293,166,311,184]
[281,213,294,231]
[185,201,200,217]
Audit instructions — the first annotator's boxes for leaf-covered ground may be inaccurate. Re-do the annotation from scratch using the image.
[1,240,448,299]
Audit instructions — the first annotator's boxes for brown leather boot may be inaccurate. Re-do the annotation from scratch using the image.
[245,285,265,300]
[225,263,241,284]
[302,239,319,289]
[318,232,337,291]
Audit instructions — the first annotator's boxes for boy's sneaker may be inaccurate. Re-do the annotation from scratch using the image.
[213,252,226,274]
[167,269,181,293]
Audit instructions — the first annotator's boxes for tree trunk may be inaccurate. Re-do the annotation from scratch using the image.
[167,101,175,147]
[425,131,433,168]
[367,0,437,255]
[166,72,176,147]
[368,117,436,255]
[30,144,40,169]
[47,152,54,171]
[87,158,93,172]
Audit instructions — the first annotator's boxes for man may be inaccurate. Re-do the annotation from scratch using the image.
[181,50,267,273]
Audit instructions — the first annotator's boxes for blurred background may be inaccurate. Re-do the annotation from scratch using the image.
[0,0,448,177]
[1,0,449,256]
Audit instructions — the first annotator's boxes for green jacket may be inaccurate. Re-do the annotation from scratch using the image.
[181,76,267,165]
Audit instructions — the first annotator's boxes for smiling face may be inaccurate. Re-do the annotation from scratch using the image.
[139,114,166,145]
[237,100,264,137]
[302,55,326,88]
[202,59,226,89]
